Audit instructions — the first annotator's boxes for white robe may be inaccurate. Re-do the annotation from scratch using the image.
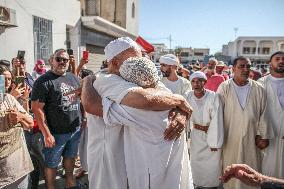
[87,72,140,189]
[259,75,283,178]
[185,90,223,187]
[217,79,270,189]
[102,98,193,189]
[94,74,193,189]
[161,76,192,97]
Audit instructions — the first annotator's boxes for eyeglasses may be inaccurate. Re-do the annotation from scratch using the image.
[55,57,69,63]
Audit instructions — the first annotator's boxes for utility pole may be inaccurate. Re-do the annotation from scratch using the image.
[169,34,172,53]
[234,27,238,40]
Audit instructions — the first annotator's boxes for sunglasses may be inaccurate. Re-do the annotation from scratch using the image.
[55,57,69,63]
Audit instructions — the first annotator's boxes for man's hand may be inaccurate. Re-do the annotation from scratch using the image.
[175,95,193,116]
[220,164,263,186]
[69,55,76,67]
[81,119,87,129]
[164,108,188,140]
[21,84,31,100]
[255,135,269,150]
[44,134,56,148]
[7,108,22,125]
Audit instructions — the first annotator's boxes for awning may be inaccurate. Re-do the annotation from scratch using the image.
[135,36,154,53]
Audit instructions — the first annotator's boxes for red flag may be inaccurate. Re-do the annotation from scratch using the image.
[135,36,154,53]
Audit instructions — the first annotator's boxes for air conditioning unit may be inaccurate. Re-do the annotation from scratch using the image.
[0,6,17,27]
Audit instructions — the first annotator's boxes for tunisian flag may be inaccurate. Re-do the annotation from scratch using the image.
[135,36,155,53]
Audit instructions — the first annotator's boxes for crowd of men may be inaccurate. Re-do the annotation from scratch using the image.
[0,36,283,189]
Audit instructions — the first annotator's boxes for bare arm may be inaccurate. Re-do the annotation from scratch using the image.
[81,75,103,117]
[76,58,88,76]
[31,100,55,148]
[121,88,192,114]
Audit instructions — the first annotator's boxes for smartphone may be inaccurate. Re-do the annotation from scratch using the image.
[17,50,25,60]
[15,76,25,86]
[83,51,89,60]
[67,49,74,56]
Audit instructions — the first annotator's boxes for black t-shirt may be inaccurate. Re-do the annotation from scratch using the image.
[31,71,81,134]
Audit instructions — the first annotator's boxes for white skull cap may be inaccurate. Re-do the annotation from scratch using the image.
[189,71,207,81]
[104,37,141,61]
[159,54,179,66]
[119,57,160,87]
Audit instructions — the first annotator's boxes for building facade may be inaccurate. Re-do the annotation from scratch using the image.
[0,0,81,72]
[80,0,139,72]
[179,47,210,64]
[222,36,284,66]
[0,0,139,73]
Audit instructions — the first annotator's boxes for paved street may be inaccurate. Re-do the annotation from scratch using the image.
[38,165,89,189]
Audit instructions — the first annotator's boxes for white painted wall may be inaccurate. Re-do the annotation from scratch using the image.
[0,0,81,72]
[126,0,139,35]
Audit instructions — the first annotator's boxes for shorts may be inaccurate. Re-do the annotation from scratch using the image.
[43,128,81,168]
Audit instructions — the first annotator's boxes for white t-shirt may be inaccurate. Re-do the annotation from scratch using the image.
[269,75,284,109]
[232,80,250,109]
[162,78,179,94]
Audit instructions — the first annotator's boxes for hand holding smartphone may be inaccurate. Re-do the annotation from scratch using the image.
[83,51,89,60]
[17,50,25,60]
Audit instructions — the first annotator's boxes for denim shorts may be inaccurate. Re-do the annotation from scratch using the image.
[43,128,81,168]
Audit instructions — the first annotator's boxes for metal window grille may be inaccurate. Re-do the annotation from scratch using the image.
[33,16,53,65]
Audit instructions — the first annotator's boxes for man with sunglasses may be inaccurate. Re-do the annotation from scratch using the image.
[31,49,81,189]
[216,57,271,189]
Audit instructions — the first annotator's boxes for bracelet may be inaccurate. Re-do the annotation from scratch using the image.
[82,118,87,122]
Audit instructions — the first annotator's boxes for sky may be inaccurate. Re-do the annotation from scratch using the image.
[139,0,284,54]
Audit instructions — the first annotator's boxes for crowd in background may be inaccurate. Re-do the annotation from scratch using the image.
[0,37,283,189]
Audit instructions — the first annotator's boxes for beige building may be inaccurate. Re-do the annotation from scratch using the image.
[180,47,210,63]
[222,36,284,66]
[80,0,139,72]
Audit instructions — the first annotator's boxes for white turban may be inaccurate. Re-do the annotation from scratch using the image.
[104,37,140,62]
[159,54,179,66]
[189,71,207,81]
[119,57,159,87]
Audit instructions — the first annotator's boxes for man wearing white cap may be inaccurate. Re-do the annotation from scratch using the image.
[81,37,192,189]
[185,71,224,189]
[159,54,192,96]
[98,57,193,189]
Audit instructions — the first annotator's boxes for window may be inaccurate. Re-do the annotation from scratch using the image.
[194,52,204,56]
[262,48,270,54]
[280,44,284,51]
[132,3,135,18]
[33,16,53,65]
[243,47,250,54]
[180,52,189,57]
[252,47,256,54]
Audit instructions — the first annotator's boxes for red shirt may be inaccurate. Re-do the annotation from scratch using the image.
[205,73,225,92]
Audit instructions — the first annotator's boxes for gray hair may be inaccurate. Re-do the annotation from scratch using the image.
[119,57,160,87]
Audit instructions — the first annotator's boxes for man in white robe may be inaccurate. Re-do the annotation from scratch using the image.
[185,71,223,188]
[259,51,284,178]
[97,57,193,189]
[217,57,271,189]
[160,54,192,96]
[81,37,192,189]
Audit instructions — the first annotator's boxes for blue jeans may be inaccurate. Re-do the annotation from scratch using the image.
[43,128,81,168]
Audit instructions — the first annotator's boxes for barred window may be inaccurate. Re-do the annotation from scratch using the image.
[33,16,53,65]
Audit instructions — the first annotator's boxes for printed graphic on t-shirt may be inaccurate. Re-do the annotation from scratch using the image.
[60,83,79,112]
